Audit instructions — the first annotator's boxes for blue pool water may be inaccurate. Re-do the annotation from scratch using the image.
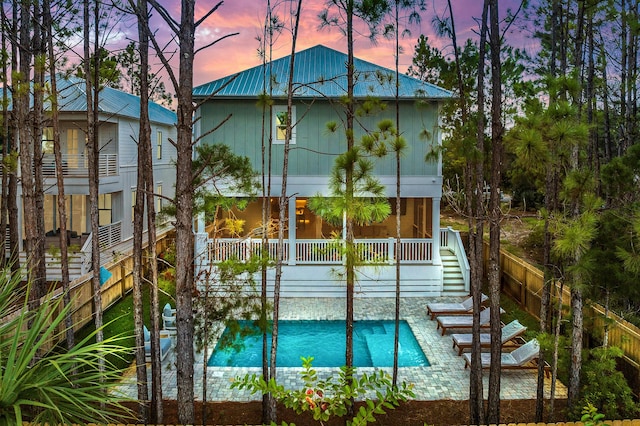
[207,320,430,367]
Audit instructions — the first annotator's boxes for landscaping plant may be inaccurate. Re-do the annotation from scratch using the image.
[0,268,133,424]
[232,356,415,426]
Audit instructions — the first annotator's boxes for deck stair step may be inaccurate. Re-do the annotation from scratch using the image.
[363,324,386,335]
[365,333,395,366]
[441,249,467,296]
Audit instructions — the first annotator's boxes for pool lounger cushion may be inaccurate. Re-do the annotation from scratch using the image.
[426,293,489,320]
[436,307,503,336]
[462,338,549,377]
[451,319,527,355]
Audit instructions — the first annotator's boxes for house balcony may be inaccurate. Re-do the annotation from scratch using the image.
[42,153,118,178]
[6,221,123,282]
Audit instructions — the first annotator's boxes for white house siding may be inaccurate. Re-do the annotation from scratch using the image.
[117,117,177,240]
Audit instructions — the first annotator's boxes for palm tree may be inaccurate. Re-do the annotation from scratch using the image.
[0,268,133,424]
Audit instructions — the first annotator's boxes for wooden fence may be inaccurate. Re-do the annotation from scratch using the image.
[16,230,175,351]
[484,242,640,395]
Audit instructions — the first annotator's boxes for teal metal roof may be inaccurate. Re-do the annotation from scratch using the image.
[193,44,452,100]
[4,75,176,125]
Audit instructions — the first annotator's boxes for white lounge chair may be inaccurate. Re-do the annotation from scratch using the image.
[451,319,527,355]
[463,338,549,376]
[436,307,504,335]
[144,325,173,362]
[426,294,489,320]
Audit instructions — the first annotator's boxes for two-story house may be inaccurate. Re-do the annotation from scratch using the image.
[3,75,177,281]
[192,45,469,297]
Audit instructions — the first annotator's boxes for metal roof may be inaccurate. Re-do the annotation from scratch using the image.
[4,75,176,125]
[193,44,452,100]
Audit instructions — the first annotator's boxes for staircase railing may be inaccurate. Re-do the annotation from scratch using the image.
[441,227,470,292]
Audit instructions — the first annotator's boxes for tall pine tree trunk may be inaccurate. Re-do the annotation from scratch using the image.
[44,1,74,349]
[173,2,196,421]
[468,1,489,423]
[260,3,274,420]
[17,0,42,306]
[136,0,163,419]
[269,4,302,423]
[84,0,105,382]
[32,0,47,301]
[6,2,19,274]
[486,0,503,422]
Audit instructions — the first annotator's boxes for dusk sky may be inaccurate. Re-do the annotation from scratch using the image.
[141,1,539,87]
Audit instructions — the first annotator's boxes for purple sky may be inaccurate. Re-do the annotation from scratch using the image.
[141,1,537,87]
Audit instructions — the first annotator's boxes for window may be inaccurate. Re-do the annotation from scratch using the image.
[131,189,136,222]
[273,105,296,144]
[156,184,163,214]
[42,127,54,154]
[67,128,84,168]
[98,194,112,226]
[157,130,163,159]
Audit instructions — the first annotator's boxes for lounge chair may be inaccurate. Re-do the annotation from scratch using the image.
[162,302,177,333]
[144,325,173,362]
[426,293,489,320]
[436,307,503,336]
[463,338,549,377]
[451,319,527,355]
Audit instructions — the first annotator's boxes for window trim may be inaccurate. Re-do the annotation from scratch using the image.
[156,130,163,160]
[156,183,163,214]
[273,105,296,145]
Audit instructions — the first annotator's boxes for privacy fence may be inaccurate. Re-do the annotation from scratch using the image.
[13,229,174,352]
[485,243,640,396]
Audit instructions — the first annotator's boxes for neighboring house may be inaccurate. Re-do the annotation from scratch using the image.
[2,75,177,281]
[192,44,469,297]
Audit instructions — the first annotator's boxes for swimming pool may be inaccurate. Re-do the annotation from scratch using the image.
[207,320,430,367]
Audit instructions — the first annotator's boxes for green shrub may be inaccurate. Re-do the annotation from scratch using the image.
[575,346,638,420]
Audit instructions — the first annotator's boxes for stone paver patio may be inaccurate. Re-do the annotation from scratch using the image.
[116,297,567,402]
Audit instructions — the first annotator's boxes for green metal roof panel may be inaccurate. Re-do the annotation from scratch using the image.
[4,75,176,125]
[55,76,176,125]
[193,44,452,100]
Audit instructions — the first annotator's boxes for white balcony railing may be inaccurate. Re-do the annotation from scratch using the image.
[205,237,434,266]
[98,221,122,249]
[41,153,118,178]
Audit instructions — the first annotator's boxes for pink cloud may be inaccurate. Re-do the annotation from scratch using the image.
[146,0,535,87]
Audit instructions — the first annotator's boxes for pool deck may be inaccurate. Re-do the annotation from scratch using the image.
[116,297,567,402]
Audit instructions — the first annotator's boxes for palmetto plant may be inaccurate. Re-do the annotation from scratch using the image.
[0,268,133,425]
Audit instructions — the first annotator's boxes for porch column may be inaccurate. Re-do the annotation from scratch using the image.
[194,231,209,271]
[432,197,441,265]
[288,196,297,265]
[194,212,208,277]
[195,212,205,234]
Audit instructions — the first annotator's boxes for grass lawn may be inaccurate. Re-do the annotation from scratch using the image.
[75,275,176,371]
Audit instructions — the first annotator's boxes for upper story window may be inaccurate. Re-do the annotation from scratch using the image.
[273,105,296,144]
[131,188,136,223]
[157,130,163,159]
[42,127,54,154]
[156,183,163,214]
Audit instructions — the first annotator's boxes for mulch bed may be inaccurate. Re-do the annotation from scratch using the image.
[123,398,569,425]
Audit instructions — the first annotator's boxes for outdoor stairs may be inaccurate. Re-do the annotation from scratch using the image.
[19,251,85,282]
[441,249,468,296]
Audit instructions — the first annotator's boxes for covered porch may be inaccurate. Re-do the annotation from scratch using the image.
[194,197,470,297]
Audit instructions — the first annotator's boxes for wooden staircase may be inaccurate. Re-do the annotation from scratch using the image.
[441,249,468,296]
